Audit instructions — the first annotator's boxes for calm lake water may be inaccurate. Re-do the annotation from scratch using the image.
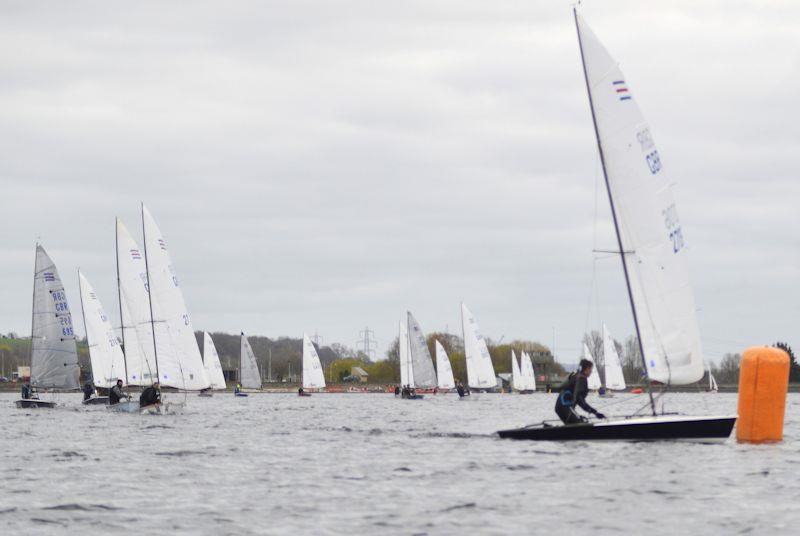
[1,391,798,535]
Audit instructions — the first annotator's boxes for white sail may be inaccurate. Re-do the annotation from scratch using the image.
[116,219,158,385]
[141,205,209,390]
[708,365,718,392]
[435,340,455,390]
[302,333,326,389]
[583,343,602,390]
[30,245,80,389]
[461,303,497,389]
[602,325,626,390]
[78,271,127,388]
[239,333,261,389]
[521,351,537,391]
[399,319,411,387]
[510,350,524,391]
[576,14,705,385]
[406,312,437,389]
[203,332,226,389]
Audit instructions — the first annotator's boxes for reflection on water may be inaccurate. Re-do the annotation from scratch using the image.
[1,392,798,534]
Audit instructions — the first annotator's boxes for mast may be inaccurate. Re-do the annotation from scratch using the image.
[141,203,160,383]
[115,220,129,384]
[459,303,466,387]
[574,8,655,415]
[29,244,37,383]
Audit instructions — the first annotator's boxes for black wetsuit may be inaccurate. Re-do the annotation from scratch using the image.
[555,373,599,424]
[109,384,126,405]
[139,386,160,407]
[83,383,94,401]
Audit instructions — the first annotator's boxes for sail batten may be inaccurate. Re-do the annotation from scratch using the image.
[576,13,705,386]
[30,245,80,389]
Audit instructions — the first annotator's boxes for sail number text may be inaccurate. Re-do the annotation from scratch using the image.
[637,128,661,175]
[662,203,684,253]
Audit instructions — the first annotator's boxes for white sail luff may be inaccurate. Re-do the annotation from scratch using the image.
[239,333,261,389]
[461,303,496,389]
[511,350,523,391]
[302,333,326,389]
[576,13,705,385]
[202,332,227,389]
[30,245,80,389]
[435,340,455,390]
[602,325,626,391]
[79,271,127,388]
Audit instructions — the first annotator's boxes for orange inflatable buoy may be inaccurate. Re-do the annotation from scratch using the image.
[736,346,790,443]
[630,388,643,394]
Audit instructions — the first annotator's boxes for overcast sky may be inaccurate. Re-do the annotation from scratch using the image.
[0,1,797,363]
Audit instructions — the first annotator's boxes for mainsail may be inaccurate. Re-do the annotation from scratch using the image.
[78,271,126,388]
[30,245,80,389]
[461,303,496,389]
[202,332,227,389]
[116,219,157,385]
[302,333,326,389]
[406,312,437,389]
[583,343,602,390]
[141,205,209,390]
[602,325,626,390]
[399,319,411,387]
[239,333,261,389]
[511,350,524,391]
[434,340,455,390]
[521,351,537,391]
[576,14,705,385]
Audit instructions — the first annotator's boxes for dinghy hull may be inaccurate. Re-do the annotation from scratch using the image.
[15,399,56,409]
[83,396,110,405]
[498,415,736,442]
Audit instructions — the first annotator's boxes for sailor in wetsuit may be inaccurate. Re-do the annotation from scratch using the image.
[139,381,161,407]
[555,359,606,424]
[109,379,129,406]
[82,381,95,401]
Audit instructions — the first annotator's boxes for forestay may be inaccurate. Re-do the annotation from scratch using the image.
[203,332,227,389]
[521,351,537,391]
[239,333,261,389]
[30,245,80,389]
[576,14,704,385]
[602,325,626,390]
[406,312,437,389]
[461,303,497,389]
[142,205,209,390]
[511,350,524,391]
[79,271,126,388]
[399,320,411,387]
[302,333,326,389]
[116,219,157,385]
[435,340,455,390]
[583,343,602,390]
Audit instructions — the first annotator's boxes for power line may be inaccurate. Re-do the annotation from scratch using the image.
[357,326,377,359]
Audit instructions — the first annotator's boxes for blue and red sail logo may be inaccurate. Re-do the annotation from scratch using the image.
[613,80,631,101]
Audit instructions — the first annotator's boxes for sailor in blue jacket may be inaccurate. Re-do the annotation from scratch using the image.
[555,359,605,424]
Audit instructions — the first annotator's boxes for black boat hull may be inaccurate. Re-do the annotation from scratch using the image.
[15,399,57,409]
[498,415,736,442]
[82,396,110,405]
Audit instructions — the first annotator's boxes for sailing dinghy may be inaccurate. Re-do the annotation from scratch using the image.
[499,10,736,441]
[301,333,326,395]
[78,271,128,405]
[602,325,626,395]
[583,343,602,391]
[519,351,536,394]
[510,350,524,393]
[237,332,261,395]
[461,303,497,393]
[200,332,226,396]
[435,340,456,392]
[16,245,81,408]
